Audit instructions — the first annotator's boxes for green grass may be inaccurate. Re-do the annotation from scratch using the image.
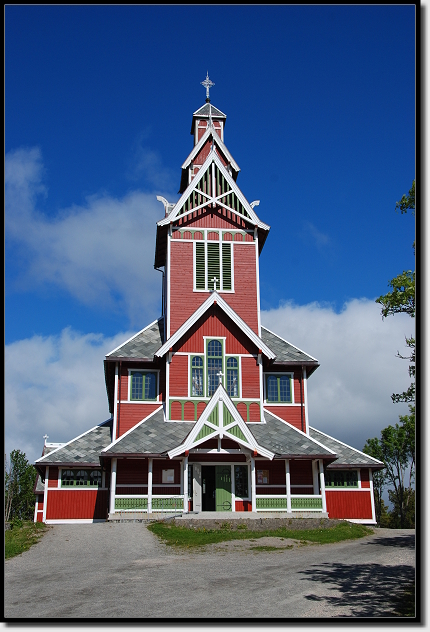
[147,521,373,549]
[5,521,48,559]
[250,545,294,552]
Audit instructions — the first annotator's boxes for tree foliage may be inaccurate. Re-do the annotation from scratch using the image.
[5,450,37,522]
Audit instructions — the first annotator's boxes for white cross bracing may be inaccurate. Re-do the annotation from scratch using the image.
[211,276,219,291]
[201,71,214,101]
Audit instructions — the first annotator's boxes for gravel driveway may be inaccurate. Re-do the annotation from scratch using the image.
[5,523,415,619]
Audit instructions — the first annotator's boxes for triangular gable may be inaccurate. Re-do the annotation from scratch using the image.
[168,384,274,459]
[181,124,240,173]
[155,292,276,360]
[157,149,270,231]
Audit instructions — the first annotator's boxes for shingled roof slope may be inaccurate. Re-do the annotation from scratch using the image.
[35,420,113,465]
[102,408,193,455]
[106,318,164,359]
[309,427,384,469]
[261,326,318,364]
[193,103,226,118]
[247,411,336,459]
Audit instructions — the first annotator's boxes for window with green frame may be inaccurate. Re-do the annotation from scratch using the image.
[130,371,157,401]
[324,470,358,488]
[191,356,204,396]
[265,374,292,403]
[226,357,239,397]
[61,469,102,487]
[195,241,232,291]
[207,339,223,396]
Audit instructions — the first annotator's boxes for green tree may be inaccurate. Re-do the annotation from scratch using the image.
[363,438,386,525]
[5,450,37,521]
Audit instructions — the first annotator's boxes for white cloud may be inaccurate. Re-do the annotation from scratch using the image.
[5,147,174,326]
[262,298,414,452]
[6,299,414,466]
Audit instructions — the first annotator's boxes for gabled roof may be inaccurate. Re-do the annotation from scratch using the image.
[168,384,274,459]
[106,318,164,360]
[35,419,113,466]
[157,148,270,231]
[309,427,385,469]
[249,410,337,460]
[101,407,192,456]
[155,292,276,360]
[181,124,240,173]
[261,326,319,370]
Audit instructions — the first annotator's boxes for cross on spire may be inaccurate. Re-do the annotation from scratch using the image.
[43,434,49,444]
[201,71,214,102]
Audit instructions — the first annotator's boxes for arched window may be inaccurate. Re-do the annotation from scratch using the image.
[207,340,223,396]
[75,470,89,486]
[89,470,102,487]
[191,356,204,396]
[61,469,75,486]
[226,357,238,397]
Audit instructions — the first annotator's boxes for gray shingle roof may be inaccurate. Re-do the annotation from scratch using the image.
[103,408,193,455]
[246,411,336,458]
[261,327,317,364]
[193,103,226,118]
[106,318,164,359]
[36,421,113,465]
[309,427,384,468]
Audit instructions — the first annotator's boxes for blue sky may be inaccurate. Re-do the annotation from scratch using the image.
[5,5,415,462]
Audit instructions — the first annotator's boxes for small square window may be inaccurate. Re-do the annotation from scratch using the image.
[162,469,175,484]
[130,371,157,401]
[257,469,269,485]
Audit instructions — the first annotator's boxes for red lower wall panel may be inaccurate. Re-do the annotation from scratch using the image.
[46,490,109,520]
[326,490,373,520]
[264,406,306,432]
[235,500,251,512]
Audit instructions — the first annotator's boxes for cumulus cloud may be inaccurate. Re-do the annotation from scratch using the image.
[5,328,134,465]
[5,146,173,326]
[262,298,414,451]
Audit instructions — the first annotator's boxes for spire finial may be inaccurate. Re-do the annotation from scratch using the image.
[201,71,215,102]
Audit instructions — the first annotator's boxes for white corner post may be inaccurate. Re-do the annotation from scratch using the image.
[42,466,49,523]
[109,458,117,515]
[231,464,236,512]
[369,468,376,523]
[113,363,119,440]
[303,367,309,435]
[183,456,189,514]
[148,458,153,515]
[285,459,291,513]
[319,460,327,513]
[251,456,256,512]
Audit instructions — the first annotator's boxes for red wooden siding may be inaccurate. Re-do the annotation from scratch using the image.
[360,469,370,488]
[170,241,202,333]
[241,356,260,398]
[117,403,161,436]
[37,512,44,523]
[118,364,165,401]
[235,500,251,511]
[116,459,148,485]
[264,406,305,432]
[46,489,109,520]
[249,402,261,421]
[170,401,182,420]
[290,460,313,486]
[152,460,181,485]
[175,208,249,230]
[236,403,247,421]
[183,401,195,421]
[326,490,373,520]
[227,243,258,333]
[175,307,257,355]
[255,459,286,486]
[169,354,189,396]
[48,467,59,487]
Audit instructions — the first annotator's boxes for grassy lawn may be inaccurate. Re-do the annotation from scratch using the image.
[5,521,49,559]
[147,520,373,549]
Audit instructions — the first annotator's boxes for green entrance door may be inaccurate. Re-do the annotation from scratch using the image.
[215,466,232,512]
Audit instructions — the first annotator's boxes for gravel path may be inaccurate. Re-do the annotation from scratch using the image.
[5,523,415,619]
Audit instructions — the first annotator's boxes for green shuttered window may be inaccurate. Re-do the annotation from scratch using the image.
[194,240,233,291]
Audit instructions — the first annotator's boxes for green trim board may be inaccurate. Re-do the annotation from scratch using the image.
[115,497,148,510]
[291,497,323,510]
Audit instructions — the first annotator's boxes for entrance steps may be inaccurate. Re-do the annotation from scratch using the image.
[108,510,328,522]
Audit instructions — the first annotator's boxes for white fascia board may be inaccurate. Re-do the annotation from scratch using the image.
[309,426,384,465]
[260,325,319,362]
[157,151,216,227]
[181,125,240,172]
[35,425,102,463]
[105,318,163,357]
[155,292,276,360]
[263,408,338,456]
[101,405,164,453]
[168,385,273,459]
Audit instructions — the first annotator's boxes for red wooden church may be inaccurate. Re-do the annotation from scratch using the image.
[34,75,383,524]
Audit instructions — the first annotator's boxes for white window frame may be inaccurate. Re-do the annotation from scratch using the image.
[263,372,295,405]
[193,236,234,293]
[127,369,160,403]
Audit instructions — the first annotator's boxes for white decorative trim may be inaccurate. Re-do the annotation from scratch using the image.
[303,367,309,435]
[109,458,117,515]
[344,519,377,525]
[260,325,318,362]
[369,469,376,523]
[319,460,327,513]
[167,227,171,338]
[309,426,384,465]
[155,292,275,360]
[113,363,118,440]
[43,466,49,523]
[102,405,164,452]
[181,123,240,173]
